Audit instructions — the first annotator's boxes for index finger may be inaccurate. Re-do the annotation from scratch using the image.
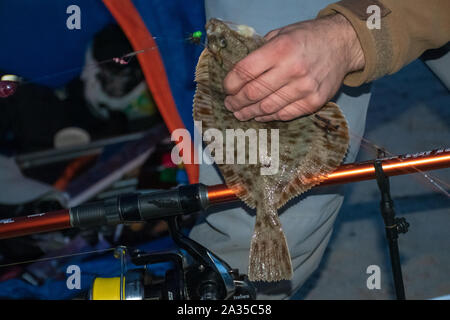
[223,44,275,95]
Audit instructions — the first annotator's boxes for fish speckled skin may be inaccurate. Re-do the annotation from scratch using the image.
[193,19,349,282]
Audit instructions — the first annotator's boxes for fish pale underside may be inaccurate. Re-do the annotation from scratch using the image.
[193,18,349,282]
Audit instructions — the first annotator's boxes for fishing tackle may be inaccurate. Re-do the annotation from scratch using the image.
[186,30,203,45]
[0,75,20,98]
[112,57,130,65]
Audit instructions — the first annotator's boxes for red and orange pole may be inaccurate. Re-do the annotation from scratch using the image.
[0,210,71,240]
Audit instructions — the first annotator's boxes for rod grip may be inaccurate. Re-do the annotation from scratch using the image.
[137,184,209,220]
[70,201,108,228]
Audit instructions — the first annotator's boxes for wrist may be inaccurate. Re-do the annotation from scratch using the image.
[329,13,365,73]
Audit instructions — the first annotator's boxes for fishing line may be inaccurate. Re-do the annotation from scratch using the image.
[0,247,116,268]
[18,45,156,85]
[1,34,190,88]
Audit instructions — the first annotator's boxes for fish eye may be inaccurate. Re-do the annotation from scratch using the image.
[218,37,227,48]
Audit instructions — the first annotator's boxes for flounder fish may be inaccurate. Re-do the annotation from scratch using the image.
[193,19,349,282]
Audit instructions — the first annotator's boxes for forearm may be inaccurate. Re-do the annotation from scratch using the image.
[318,0,450,86]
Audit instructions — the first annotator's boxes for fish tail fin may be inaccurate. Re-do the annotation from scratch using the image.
[248,212,293,282]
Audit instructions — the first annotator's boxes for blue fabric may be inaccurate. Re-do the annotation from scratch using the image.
[132,0,205,136]
[0,0,114,87]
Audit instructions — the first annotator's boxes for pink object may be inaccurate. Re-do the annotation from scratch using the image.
[113,57,129,65]
[0,81,18,98]
[162,153,177,168]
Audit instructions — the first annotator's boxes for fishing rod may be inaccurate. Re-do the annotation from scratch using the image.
[0,147,448,300]
[0,147,448,240]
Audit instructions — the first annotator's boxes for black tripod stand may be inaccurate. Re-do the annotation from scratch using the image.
[374,160,410,300]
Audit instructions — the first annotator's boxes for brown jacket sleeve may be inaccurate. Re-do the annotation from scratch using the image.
[317,0,450,86]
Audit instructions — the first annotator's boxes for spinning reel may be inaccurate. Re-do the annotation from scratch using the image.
[90,216,256,300]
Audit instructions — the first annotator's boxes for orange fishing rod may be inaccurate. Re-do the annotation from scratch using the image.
[0,148,448,240]
[207,148,450,204]
[0,210,71,240]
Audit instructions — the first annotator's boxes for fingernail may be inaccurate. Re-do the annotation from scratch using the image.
[224,97,233,111]
[234,111,243,120]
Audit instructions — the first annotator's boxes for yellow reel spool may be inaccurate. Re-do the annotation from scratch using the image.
[91,277,125,300]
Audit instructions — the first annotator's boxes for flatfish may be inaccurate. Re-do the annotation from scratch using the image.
[193,19,349,281]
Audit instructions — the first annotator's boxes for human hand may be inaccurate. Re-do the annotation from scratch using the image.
[223,14,365,122]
